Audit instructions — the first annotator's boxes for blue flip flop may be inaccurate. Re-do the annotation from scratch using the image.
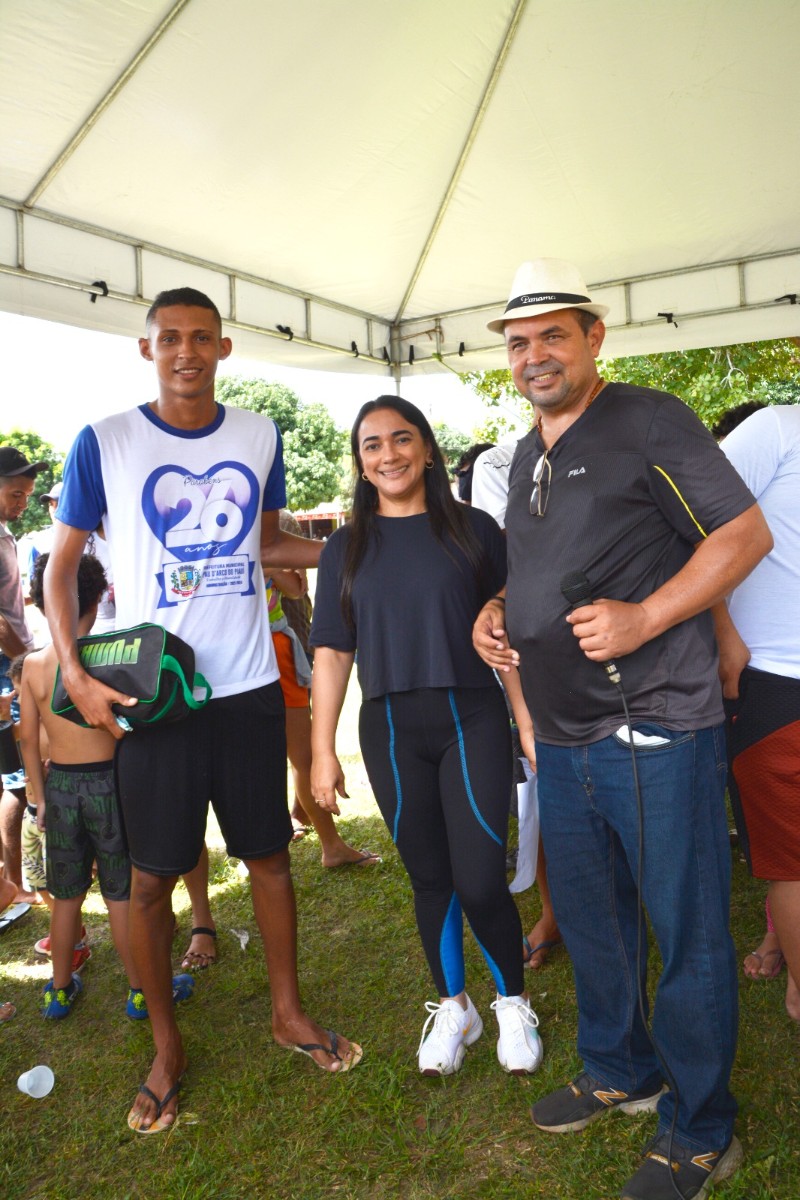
[284,1029,363,1072]
[523,936,562,967]
[127,1073,186,1134]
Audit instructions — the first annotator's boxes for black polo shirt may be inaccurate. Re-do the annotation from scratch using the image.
[505,382,755,745]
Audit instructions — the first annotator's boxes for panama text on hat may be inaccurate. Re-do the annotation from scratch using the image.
[487,258,609,334]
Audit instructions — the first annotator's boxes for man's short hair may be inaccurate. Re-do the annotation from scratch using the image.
[711,401,768,441]
[30,552,107,619]
[146,287,222,331]
[575,310,599,335]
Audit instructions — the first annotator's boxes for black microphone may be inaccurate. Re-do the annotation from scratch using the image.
[560,570,622,687]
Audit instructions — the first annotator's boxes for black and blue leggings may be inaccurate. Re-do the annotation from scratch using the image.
[359,684,524,998]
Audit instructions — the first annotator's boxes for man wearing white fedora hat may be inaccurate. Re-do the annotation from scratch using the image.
[474,258,772,1200]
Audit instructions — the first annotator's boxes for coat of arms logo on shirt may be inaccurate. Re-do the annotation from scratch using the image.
[141,461,260,607]
[170,564,204,598]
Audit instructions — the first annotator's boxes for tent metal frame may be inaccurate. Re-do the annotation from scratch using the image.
[3,193,797,372]
[3,0,799,373]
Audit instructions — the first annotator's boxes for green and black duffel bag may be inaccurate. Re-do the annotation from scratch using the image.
[51,623,212,728]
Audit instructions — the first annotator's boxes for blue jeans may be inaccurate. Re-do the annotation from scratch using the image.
[537,723,738,1151]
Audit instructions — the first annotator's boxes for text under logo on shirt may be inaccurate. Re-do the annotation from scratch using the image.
[141,462,260,607]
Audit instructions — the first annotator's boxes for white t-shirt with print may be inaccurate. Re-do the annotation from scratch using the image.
[57,403,285,697]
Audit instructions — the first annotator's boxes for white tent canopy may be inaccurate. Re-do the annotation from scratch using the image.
[2,0,800,379]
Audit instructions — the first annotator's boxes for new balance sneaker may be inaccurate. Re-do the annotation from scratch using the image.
[490,994,543,1074]
[418,994,483,1076]
[34,926,87,958]
[41,972,83,1019]
[532,1071,664,1133]
[620,1132,743,1200]
[126,973,196,1021]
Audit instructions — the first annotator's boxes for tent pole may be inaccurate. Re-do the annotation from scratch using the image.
[25,0,193,207]
[392,0,528,324]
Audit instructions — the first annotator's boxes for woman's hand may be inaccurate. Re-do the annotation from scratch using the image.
[472,598,519,672]
[311,751,349,815]
[518,725,537,774]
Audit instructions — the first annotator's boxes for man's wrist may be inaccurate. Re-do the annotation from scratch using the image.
[61,659,90,689]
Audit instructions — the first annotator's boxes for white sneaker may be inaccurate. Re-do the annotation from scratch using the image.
[491,994,543,1074]
[418,994,483,1075]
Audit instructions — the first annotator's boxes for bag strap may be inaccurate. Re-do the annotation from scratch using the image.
[162,655,213,710]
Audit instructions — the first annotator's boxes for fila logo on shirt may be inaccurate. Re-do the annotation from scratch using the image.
[567,466,586,478]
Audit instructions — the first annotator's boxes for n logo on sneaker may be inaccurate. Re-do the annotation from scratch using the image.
[690,1152,719,1173]
[593,1086,628,1107]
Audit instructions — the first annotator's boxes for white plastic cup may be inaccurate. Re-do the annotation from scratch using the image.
[17,1065,55,1098]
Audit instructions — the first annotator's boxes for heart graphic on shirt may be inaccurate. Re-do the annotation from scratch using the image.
[141,461,259,562]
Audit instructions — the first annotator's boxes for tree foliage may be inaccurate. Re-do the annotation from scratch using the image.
[432,422,471,469]
[215,377,347,511]
[0,429,63,536]
[463,337,800,432]
[759,378,800,406]
[461,371,529,441]
[599,339,800,427]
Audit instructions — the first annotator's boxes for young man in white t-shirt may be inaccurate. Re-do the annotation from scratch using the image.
[45,288,362,1134]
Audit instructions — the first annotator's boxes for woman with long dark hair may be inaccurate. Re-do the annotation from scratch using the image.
[310,396,542,1076]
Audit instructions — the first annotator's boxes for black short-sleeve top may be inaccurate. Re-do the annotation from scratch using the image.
[504,382,756,745]
[310,506,506,700]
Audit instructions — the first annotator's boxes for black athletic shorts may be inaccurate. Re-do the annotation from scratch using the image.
[115,680,291,876]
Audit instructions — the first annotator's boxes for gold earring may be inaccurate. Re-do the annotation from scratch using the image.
[361,472,369,481]
[425,460,434,469]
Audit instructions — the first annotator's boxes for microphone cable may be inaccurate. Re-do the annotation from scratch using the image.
[560,572,684,1200]
[617,685,683,1200]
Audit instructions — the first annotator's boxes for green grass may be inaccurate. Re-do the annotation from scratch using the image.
[1,678,798,1197]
